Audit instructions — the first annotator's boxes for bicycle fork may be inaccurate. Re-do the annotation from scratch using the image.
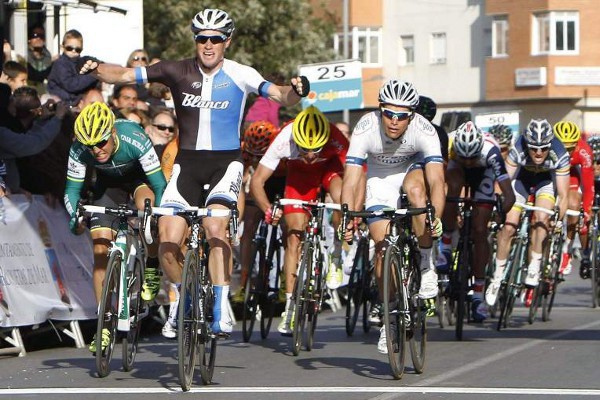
[113,232,130,332]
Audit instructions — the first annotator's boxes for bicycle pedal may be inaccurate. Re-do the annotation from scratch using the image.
[216,332,231,339]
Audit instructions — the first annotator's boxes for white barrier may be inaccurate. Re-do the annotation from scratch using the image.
[0,195,95,354]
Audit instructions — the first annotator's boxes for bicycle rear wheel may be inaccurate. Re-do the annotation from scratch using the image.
[454,244,469,341]
[122,256,144,371]
[242,242,262,342]
[408,252,426,374]
[346,238,367,336]
[292,242,311,356]
[382,244,407,380]
[178,250,199,391]
[96,252,121,378]
[260,242,281,339]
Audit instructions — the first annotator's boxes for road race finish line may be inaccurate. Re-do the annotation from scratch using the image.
[0,387,599,396]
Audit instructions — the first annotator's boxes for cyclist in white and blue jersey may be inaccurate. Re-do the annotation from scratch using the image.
[80,8,309,335]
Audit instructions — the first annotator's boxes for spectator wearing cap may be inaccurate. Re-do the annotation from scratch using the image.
[27,25,54,92]
[47,29,98,106]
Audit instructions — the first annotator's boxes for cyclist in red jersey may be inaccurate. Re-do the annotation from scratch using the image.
[554,121,594,275]
[250,106,349,335]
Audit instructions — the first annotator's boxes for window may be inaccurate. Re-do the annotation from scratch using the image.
[332,27,382,66]
[492,16,509,57]
[399,35,414,66]
[430,32,446,64]
[533,12,579,55]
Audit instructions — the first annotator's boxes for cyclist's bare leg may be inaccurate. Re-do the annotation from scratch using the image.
[158,215,188,283]
[403,168,432,248]
[368,219,388,301]
[204,203,232,286]
[91,228,113,303]
[133,185,157,257]
[531,196,554,255]
[472,205,494,281]
[283,212,308,297]
[496,207,521,261]
[239,202,262,289]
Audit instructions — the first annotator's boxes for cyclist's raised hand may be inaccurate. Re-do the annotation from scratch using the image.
[290,76,310,97]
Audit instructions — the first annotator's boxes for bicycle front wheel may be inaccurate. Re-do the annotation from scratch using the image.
[122,256,144,371]
[178,250,199,391]
[306,250,325,351]
[198,254,217,385]
[292,241,311,356]
[382,244,407,380]
[260,240,281,339]
[591,228,599,308]
[96,252,121,378]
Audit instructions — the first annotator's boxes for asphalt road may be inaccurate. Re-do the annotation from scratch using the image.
[1,272,599,400]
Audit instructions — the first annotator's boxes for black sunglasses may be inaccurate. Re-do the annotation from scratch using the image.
[194,34,228,44]
[132,56,147,62]
[64,45,83,53]
[29,32,44,39]
[85,138,110,150]
[298,145,324,154]
[153,124,175,133]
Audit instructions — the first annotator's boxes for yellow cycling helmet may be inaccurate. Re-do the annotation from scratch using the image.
[292,105,330,150]
[553,121,581,147]
[74,102,115,146]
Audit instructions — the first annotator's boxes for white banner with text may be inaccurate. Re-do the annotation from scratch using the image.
[0,195,95,327]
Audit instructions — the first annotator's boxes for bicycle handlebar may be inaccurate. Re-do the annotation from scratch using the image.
[277,198,342,211]
[513,202,555,215]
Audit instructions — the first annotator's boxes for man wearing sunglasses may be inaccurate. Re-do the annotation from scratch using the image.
[64,102,167,353]
[47,29,97,107]
[486,119,570,308]
[437,121,515,322]
[79,8,309,336]
[340,79,445,354]
[251,106,348,335]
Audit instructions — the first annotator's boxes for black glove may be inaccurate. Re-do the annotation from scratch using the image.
[77,56,102,75]
[291,76,310,97]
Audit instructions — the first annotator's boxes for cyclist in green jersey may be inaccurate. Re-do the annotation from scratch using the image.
[63,102,167,353]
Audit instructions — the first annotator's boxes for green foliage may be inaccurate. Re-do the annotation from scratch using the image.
[143,0,337,76]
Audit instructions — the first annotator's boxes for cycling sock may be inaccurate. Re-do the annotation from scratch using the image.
[494,259,507,280]
[419,246,434,270]
[562,238,572,255]
[211,285,232,333]
[528,252,542,273]
[285,293,292,313]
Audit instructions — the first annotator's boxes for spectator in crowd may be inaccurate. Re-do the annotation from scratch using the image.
[74,87,105,113]
[26,25,54,92]
[146,81,174,109]
[335,121,351,141]
[0,95,69,192]
[14,88,73,200]
[47,29,98,107]
[2,39,12,65]
[0,61,28,93]
[126,49,150,101]
[120,106,150,128]
[147,110,177,147]
[110,84,138,118]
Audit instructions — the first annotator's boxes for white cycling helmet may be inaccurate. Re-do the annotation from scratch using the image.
[378,79,419,109]
[453,121,484,158]
[191,9,235,36]
[524,119,553,146]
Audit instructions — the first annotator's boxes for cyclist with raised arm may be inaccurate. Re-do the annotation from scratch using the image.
[250,106,349,336]
[64,102,167,353]
[553,121,594,275]
[486,119,570,307]
[79,8,309,335]
[340,79,445,354]
[436,121,515,321]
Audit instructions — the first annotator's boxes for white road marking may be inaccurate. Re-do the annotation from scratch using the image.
[0,386,599,396]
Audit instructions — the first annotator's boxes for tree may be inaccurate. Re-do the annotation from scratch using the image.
[143,0,337,77]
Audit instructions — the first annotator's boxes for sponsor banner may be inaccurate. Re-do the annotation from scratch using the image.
[0,195,95,327]
[299,60,363,112]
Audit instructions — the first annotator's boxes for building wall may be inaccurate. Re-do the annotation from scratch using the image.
[383,0,488,105]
